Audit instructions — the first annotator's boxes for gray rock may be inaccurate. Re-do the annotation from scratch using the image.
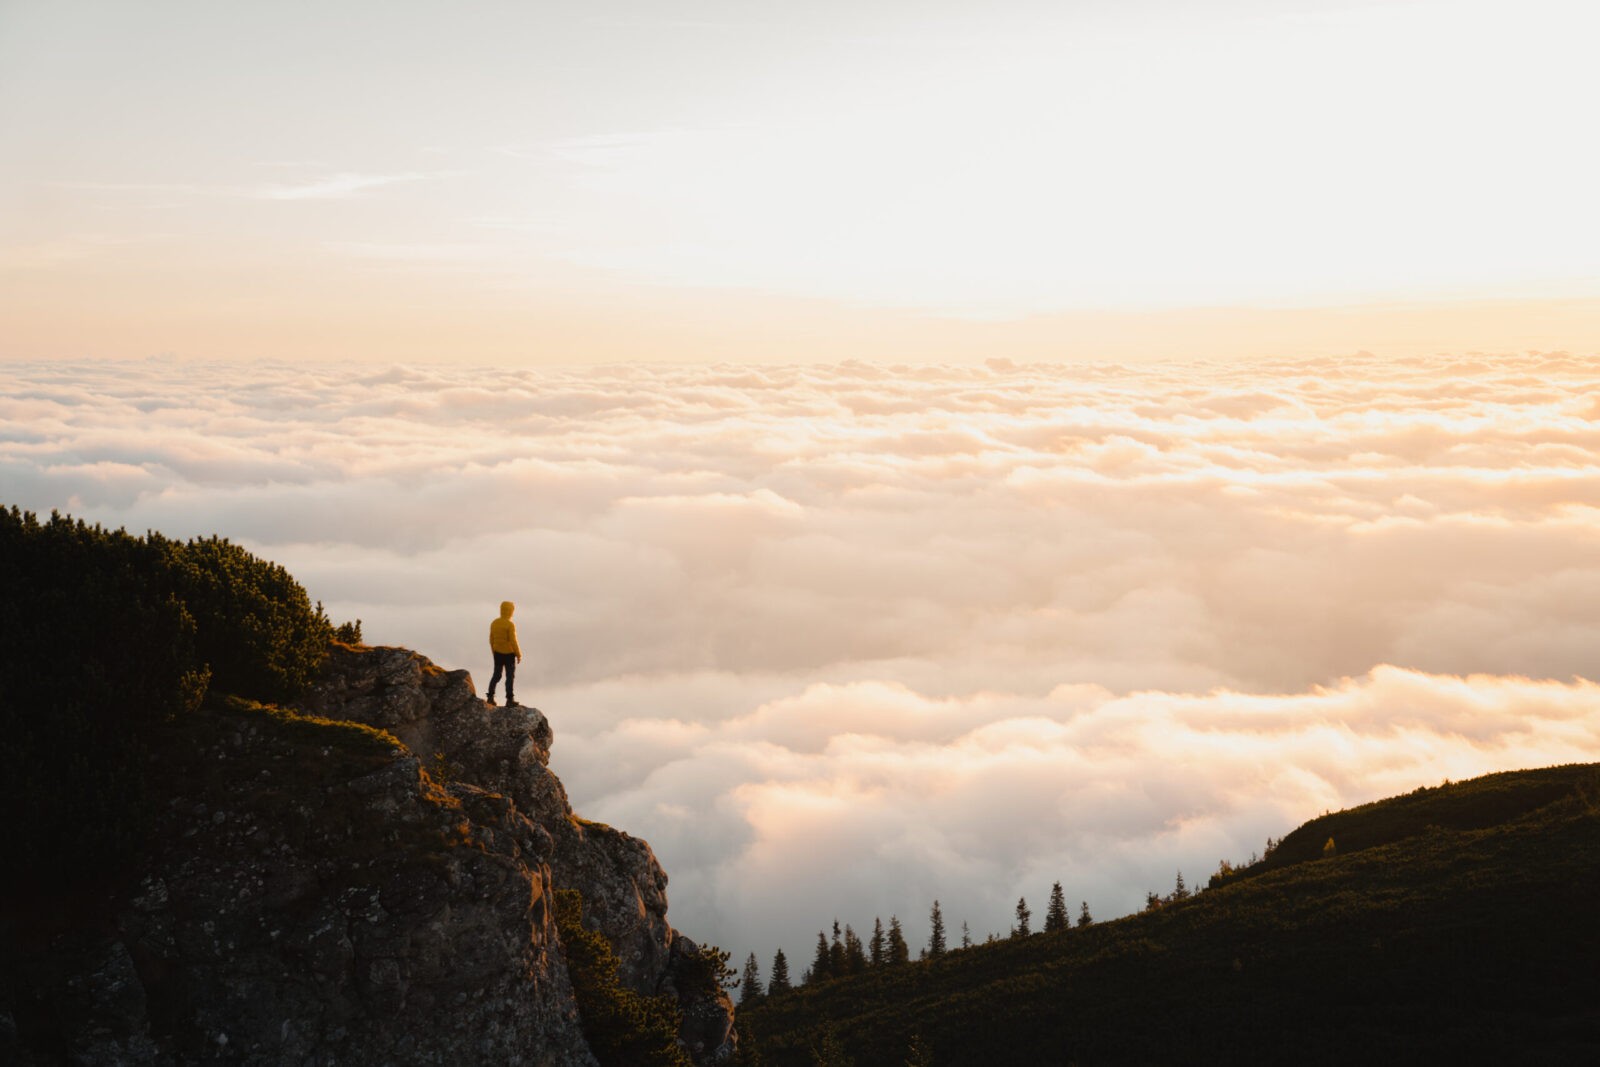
[301,644,737,1063]
[5,642,735,1065]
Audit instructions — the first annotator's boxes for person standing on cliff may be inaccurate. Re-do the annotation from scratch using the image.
[486,600,522,707]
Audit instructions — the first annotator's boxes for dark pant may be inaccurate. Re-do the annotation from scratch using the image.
[488,651,516,702]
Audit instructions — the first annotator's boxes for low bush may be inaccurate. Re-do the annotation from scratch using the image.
[555,888,691,1067]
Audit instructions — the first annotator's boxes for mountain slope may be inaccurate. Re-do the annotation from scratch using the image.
[1,645,736,1066]
[742,764,1600,1065]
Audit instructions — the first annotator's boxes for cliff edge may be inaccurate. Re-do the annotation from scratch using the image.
[2,644,734,1066]
[298,644,736,1062]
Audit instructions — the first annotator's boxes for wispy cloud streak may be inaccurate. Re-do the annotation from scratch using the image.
[252,171,442,201]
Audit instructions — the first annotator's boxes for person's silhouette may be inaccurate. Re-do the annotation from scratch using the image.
[486,600,522,706]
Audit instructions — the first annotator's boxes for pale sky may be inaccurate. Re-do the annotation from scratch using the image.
[3,0,1598,363]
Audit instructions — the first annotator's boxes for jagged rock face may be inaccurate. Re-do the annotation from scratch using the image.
[8,708,596,1066]
[299,644,736,1063]
[297,647,671,993]
[5,643,734,1065]
[298,644,567,818]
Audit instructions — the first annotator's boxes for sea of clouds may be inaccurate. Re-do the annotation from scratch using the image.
[4,353,1599,967]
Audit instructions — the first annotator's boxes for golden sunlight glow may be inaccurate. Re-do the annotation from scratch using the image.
[2,1,1597,362]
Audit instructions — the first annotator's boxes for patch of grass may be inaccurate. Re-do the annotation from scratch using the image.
[569,813,618,835]
[208,692,403,758]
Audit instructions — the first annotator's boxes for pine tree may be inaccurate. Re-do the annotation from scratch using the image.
[738,952,763,1008]
[887,916,910,965]
[1077,901,1092,927]
[1045,881,1068,932]
[730,1022,764,1067]
[828,919,846,976]
[1013,896,1032,937]
[810,1025,854,1067]
[768,948,792,995]
[928,900,947,957]
[1173,870,1189,900]
[843,925,866,974]
[960,920,971,949]
[809,930,831,984]
[869,918,885,967]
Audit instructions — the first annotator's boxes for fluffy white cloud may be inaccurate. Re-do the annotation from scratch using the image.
[3,353,1598,964]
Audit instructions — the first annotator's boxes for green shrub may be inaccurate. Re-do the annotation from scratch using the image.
[555,888,691,1067]
[159,533,331,703]
[0,507,337,898]
[677,941,738,998]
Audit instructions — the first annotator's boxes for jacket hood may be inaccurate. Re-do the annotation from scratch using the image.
[499,601,515,618]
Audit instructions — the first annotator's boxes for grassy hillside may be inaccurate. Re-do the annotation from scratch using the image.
[741,764,1600,1065]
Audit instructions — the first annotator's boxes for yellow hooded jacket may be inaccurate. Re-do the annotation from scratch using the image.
[489,601,521,657]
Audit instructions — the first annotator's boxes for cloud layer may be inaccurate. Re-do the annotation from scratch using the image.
[3,353,1598,963]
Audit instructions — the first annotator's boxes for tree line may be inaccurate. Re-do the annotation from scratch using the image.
[734,881,1100,1008]
[735,845,1314,1008]
[735,859,1280,1006]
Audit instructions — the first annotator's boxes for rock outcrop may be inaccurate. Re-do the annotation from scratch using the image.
[4,644,734,1066]
[298,644,736,1062]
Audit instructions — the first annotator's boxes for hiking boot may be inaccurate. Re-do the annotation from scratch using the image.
[485,695,497,706]
[505,697,518,708]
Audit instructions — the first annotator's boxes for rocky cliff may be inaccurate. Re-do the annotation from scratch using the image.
[4,644,734,1066]
[298,644,736,1061]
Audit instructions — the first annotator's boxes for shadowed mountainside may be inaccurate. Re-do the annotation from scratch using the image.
[742,764,1600,1065]
[2,643,735,1066]
[0,509,735,1066]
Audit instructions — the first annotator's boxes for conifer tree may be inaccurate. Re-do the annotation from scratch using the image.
[809,930,831,984]
[768,948,792,995]
[1173,871,1189,900]
[961,920,971,949]
[1013,896,1032,937]
[869,918,885,967]
[887,916,910,965]
[843,925,867,974]
[828,919,846,976]
[1077,901,1093,927]
[810,1026,854,1067]
[1045,881,1069,932]
[730,1023,764,1067]
[738,952,763,1008]
[928,900,947,957]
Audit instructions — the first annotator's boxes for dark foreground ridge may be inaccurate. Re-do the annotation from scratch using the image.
[741,763,1600,1065]
[2,643,735,1066]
